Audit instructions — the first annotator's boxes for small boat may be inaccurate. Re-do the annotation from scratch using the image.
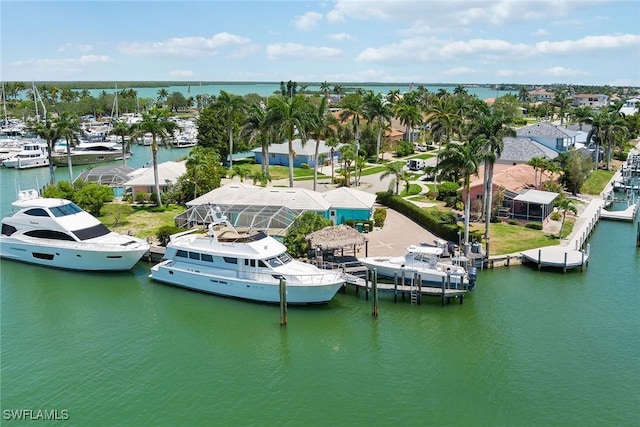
[51,142,130,166]
[358,244,475,289]
[2,142,49,169]
[0,189,150,270]
[149,206,345,304]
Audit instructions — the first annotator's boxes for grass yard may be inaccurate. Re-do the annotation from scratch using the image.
[581,170,615,195]
[98,204,184,240]
[484,218,576,255]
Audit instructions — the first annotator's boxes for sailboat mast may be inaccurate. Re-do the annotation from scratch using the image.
[32,82,39,120]
[1,81,8,124]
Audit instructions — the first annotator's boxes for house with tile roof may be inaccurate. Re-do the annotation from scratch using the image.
[515,122,578,153]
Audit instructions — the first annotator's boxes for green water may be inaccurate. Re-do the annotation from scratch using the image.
[1,215,639,426]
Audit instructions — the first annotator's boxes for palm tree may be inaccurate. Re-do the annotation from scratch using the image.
[156,88,169,106]
[241,103,273,176]
[320,81,331,99]
[380,162,404,196]
[266,94,310,187]
[437,138,482,254]
[552,88,571,125]
[425,96,459,185]
[339,93,365,184]
[338,143,356,187]
[528,156,548,189]
[363,91,393,162]
[570,106,593,131]
[556,198,577,239]
[467,104,516,256]
[133,106,179,207]
[30,118,60,185]
[394,100,422,145]
[325,136,340,182]
[517,86,530,103]
[54,112,83,183]
[110,119,135,165]
[587,109,628,170]
[307,97,337,191]
[216,90,246,171]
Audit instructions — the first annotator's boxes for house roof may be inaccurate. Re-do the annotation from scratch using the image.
[469,163,537,193]
[513,189,559,204]
[187,183,331,211]
[252,139,337,156]
[123,161,186,187]
[322,187,376,209]
[516,122,577,139]
[500,137,559,163]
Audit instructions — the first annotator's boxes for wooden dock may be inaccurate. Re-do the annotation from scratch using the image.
[600,203,638,221]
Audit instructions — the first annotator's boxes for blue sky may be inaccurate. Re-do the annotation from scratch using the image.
[2,0,639,86]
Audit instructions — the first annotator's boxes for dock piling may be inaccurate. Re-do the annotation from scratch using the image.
[279,278,287,326]
[371,269,379,317]
[393,272,398,303]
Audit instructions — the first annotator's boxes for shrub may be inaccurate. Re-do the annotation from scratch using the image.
[525,222,543,230]
[73,184,113,216]
[135,192,149,204]
[300,162,309,169]
[550,211,561,221]
[156,225,186,246]
[373,207,387,227]
[507,219,518,225]
[436,181,460,200]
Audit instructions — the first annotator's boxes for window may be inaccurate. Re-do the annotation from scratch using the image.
[73,224,111,240]
[24,208,49,217]
[176,250,188,258]
[2,224,17,236]
[189,252,200,260]
[24,229,76,241]
[49,202,83,217]
[223,257,237,264]
[201,254,213,262]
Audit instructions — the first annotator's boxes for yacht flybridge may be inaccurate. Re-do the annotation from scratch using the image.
[0,189,150,270]
[149,206,345,304]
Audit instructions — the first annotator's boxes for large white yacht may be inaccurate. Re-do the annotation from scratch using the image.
[2,141,49,169]
[51,142,130,166]
[0,189,150,270]
[358,245,475,289]
[149,207,345,304]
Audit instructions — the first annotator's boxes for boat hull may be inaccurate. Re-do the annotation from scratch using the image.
[358,258,468,287]
[0,237,149,271]
[2,158,49,169]
[150,260,344,304]
[51,152,130,166]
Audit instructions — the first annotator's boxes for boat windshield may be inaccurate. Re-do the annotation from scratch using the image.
[72,223,111,240]
[264,253,292,268]
[49,202,83,217]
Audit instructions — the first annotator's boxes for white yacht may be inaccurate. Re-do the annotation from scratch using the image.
[2,142,49,169]
[0,189,150,270]
[51,142,130,166]
[149,207,345,304]
[358,245,475,289]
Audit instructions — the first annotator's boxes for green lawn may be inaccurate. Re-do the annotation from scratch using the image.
[581,170,615,195]
[485,218,575,255]
[98,204,185,239]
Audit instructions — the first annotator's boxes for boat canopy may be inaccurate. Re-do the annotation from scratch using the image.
[406,245,443,256]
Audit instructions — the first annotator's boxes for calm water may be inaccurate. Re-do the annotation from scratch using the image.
[1,150,639,425]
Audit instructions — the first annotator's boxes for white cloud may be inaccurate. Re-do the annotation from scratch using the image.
[266,43,343,60]
[533,28,549,36]
[442,67,477,76]
[327,33,353,41]
[535,34,640,54]
[294,12,323,31]
[169,70,194,78]
[545,66,588,77]
[58,43,93,53]
[118,33,251,57]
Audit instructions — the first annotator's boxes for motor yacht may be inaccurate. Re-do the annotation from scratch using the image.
[0,189,150,270]
[358,244,476,289]
[2,141,49,169]
[51,142,130,166]
[149,206,345,304]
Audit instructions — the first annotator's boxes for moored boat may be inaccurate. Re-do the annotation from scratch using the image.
[0,189,150,270]
[2,141,49,169]
[51,142,130,166]
[149,206,345,304]
[358,244,475,289]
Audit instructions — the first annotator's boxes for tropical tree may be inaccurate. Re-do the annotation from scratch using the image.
[133,106,179,207]
[587,109,628,170]
[561,150,593,196]
[156,88,169,106]
[380,162,404,196]
[241,102,273,175]
[216,90,247,170]
[570,106,593,131]
[339,93,364,185]
[266,94,310,187]
[55,112,83,183]
[467,104,516,255]
[552,88,572,125]
[363,91,393,162]
[307,97,337,191]
[425,96,459,185]
[325,136,340,182]
[110,119,135,165]
[30,119,60,185]
[517,86,530,103]
[556,197,578,239]
[320,81,331,98]
[338,143,356,187]
[394,98,422,145]
[436,138,482,254]
[528,156,548,188]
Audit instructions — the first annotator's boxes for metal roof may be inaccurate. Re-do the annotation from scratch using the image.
[513,189,559,204]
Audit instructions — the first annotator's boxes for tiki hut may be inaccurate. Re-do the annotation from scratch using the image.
[307,224,369,260]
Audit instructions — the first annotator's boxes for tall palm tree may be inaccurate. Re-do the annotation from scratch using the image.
[467,104,516,256]
[133,106,179,207]
[320,81,331,99]
[54,112,83,183]
[241,103,272,176]
[570,106,593,131]
[552,88,571,125]
[394,99,422,145]
[156,88,169,106]
[266,94,310,187]
[436,138,483,254]
[325,136,340,182]
[307,97,337,191]
[425,96,459,186]
[363,91,393,162]
[30,118,60,185]
[216,90,247,171]
[110,119,135,165]
[528,156,548,189]
[380,162,404,196]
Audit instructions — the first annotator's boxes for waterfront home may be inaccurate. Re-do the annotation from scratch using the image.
[123,160,186,196]
[572,93,609,109]
[515,122,578,153]
[252,139,339,168]
[176,183,376,233]
[498,137,559,165]
[620,98,639,116]
[528,88,555,102]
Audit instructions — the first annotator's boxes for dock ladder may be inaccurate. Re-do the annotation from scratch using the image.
[410,275,419,305]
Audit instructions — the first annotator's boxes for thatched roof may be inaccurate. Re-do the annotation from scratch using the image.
[307,225,368,250]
